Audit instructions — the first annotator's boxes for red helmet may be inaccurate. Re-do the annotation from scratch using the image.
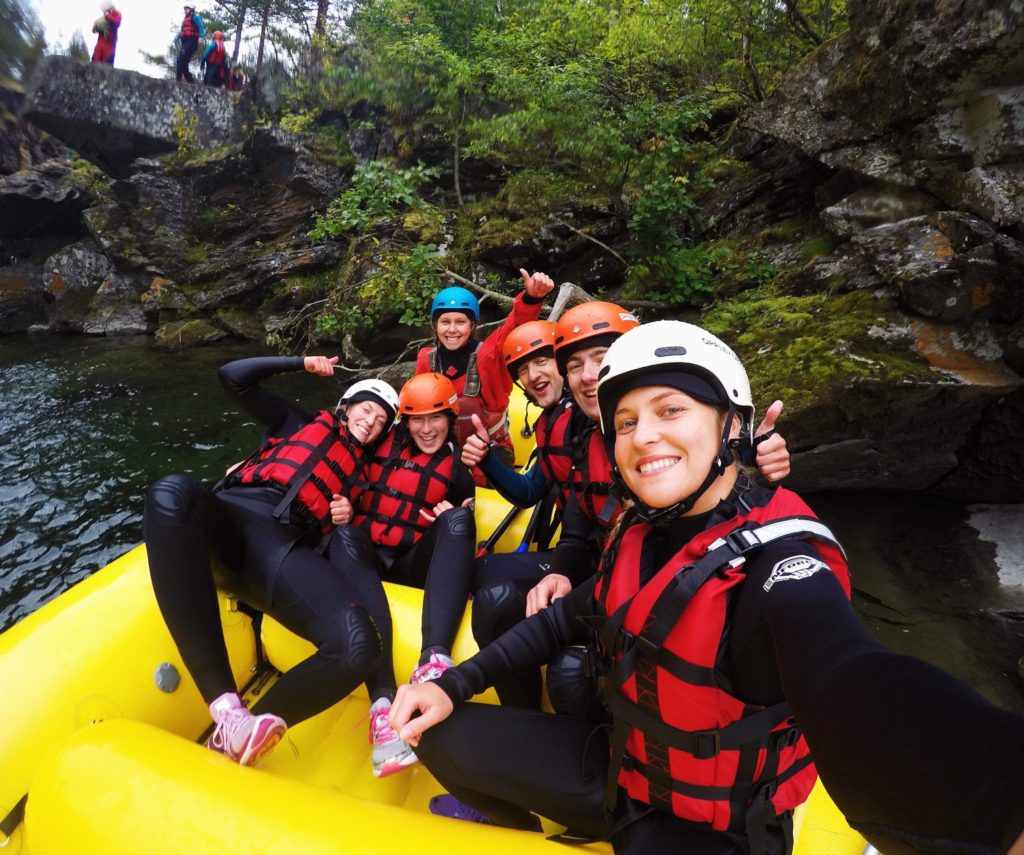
[502,320,557,379]
[553,301,639,373]
[213,31,224,40]
[399,373,459,416]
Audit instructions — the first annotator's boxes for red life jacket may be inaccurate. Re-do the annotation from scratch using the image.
[180,13,199,39]
[354,430,456,550]
[232,411,364,533]
[568,420,620,528]
[593,487,851,836]
[534,397,575,511]
[208,41,226,66]
[427,347,510,449]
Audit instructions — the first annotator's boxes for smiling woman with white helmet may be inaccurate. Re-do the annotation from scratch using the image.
[388,320,1024,855]
[143,355,397,769]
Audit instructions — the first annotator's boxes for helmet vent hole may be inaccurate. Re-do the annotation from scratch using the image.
[654,346,687,357]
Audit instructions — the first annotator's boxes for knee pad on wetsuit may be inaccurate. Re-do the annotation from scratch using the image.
[546,646,598,717]
[321,606,382,676]
[438,505,475,539]
[471,579,526,646]
[144,473,205,527]
[329,525,379,567]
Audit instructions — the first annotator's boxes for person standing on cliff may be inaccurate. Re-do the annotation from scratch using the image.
[200,31,229,87]
[174,5,205,83]
[90,0,121,66]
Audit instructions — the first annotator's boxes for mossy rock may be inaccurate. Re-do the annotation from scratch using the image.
[702,287,934,437]
[214,308,266,341]
[154,318,228,350]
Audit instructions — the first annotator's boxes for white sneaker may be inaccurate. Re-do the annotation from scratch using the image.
[369,696,418,778]
[206,694,286,766]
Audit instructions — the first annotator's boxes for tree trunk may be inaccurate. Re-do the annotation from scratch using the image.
[314,0,329,38]
[231,2,247,64]
[255,2,269,75]
[741,0,765,102]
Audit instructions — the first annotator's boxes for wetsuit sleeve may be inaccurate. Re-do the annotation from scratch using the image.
[415,346,430,374]
[217,356,312,439]
[195,15,205,37]
[201,43,213,62]
[478,456,548,507]
[434,577,595,704]
[474,291,544,413]
[548,493,601,586]
[734,542,1024,854]
[447,458,476,507]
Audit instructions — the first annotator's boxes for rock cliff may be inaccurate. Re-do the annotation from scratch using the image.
[2,4,1023,501]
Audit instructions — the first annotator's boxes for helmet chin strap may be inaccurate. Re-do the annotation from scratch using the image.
[617,403,738,526]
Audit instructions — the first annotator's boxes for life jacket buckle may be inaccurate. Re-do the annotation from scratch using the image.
[692,730,721,760]
[770,725,801,752]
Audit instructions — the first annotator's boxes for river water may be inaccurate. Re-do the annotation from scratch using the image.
[1,334,1022,713]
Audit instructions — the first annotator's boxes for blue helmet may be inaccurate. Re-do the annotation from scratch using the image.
[431,286,479,322]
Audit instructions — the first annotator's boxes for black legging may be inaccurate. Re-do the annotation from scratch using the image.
[329,505,475,701]
[143,474,381,726]
[175,36,198,81]
[415,705,790,854]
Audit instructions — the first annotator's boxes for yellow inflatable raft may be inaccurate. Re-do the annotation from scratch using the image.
[0,387,867,854]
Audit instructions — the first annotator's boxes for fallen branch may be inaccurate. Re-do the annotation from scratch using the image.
[550,216,628,268]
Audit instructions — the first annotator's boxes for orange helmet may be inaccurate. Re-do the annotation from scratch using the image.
[553,301,639,373]
[213,30,225,39]
[399,372,459,417]
[502,320,557,380]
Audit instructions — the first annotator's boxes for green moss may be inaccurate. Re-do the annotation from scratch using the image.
[472,214,544,253]
[182,142,244,168]
[702,287,934,415]
[184,244,208,263]
[498,170,608,217]
[402,209,444,243]
[66,154,111,198]
[699,157,755,183]
[800,235,835,262]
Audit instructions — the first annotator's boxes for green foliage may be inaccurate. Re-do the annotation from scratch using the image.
[310,160,440,240]
[322,242,444,335]
[171,104,200,161]
[0,0,45,81]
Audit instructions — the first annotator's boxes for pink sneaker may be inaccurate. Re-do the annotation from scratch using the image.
[410,651,455,684]
[206,694,286,766]
[369,697,417,778]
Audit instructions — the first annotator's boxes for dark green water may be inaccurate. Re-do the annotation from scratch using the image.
[1,334,1022,714]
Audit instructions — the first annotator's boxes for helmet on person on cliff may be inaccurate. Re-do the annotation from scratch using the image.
[595,320,755,522]
[502,320,557,380]
[553,301,639,375]
[212,31,224,40]
[336,378,399,426]
[430,287,479,322]
[398,373,460,417]
[99,0,115,11]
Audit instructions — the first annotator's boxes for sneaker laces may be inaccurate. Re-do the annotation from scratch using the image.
[369,703,401,750]
[410,651,455,684]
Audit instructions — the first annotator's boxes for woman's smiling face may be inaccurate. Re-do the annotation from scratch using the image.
[407,412,450,454]
[435,312,474,351]
[346,400,389,445]
[612,385,731,515]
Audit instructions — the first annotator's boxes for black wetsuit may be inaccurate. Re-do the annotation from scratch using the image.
[329,438,476,701]
[419,491,1024,855]
[142,357,381,726]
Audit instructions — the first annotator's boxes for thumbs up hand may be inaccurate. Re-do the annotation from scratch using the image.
[754,400,789,483]
[461,413,492,467]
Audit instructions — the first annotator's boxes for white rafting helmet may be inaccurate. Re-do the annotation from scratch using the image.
[336,378,399,426]
[596,321,756,521]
